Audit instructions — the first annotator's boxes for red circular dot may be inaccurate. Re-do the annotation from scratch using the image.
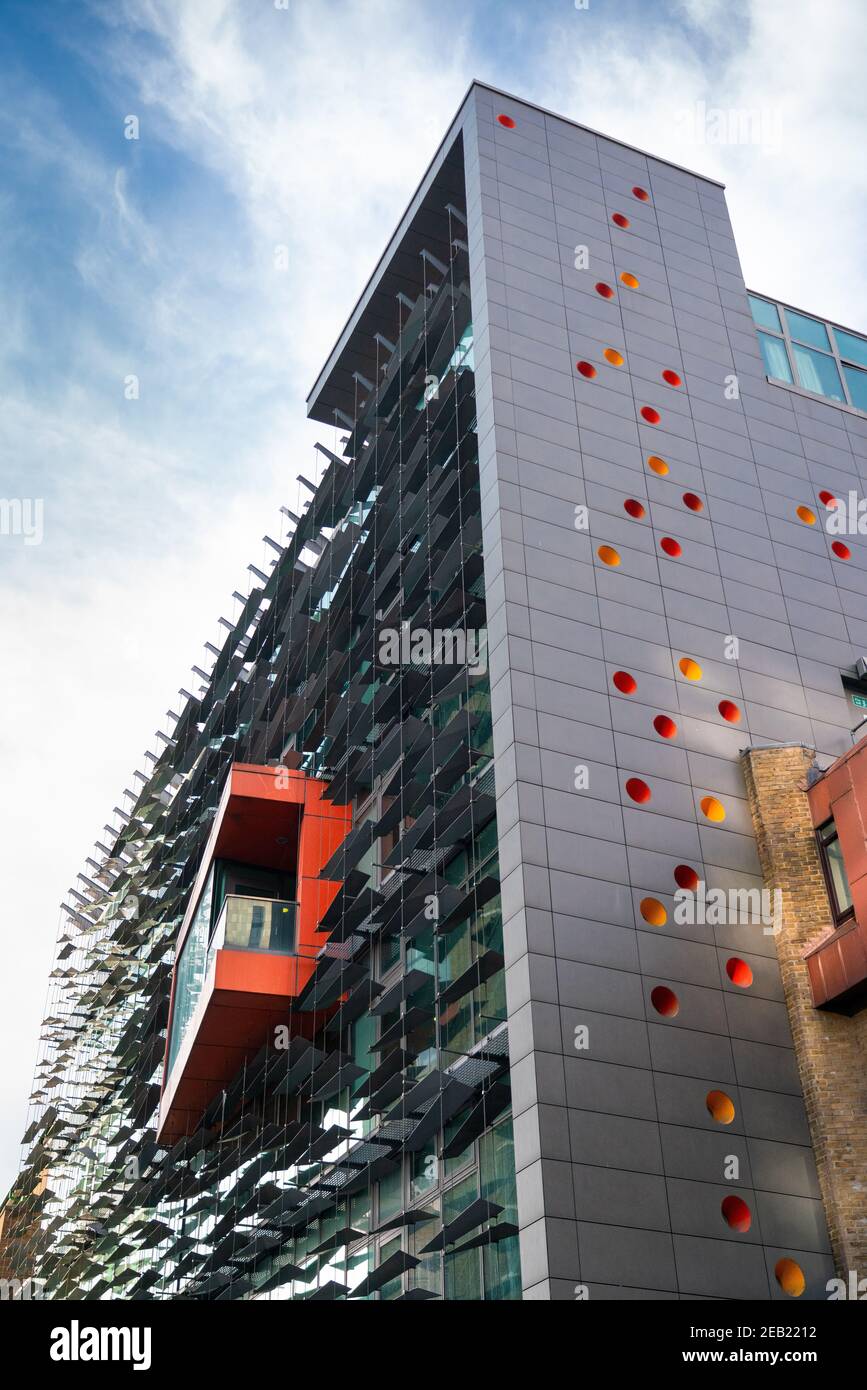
[674,864,699,891]
[726,957,753,988]
[611,212,630,229]
[721,1195,752,1232]
[497,114,516,128]
[832,541,851,560]
[624,498,645,519]
[682,492,703,512]
[662,370,682,387]
[576,360,597,378]
[651,985,678,1017]
[613,670,637,694]
[641,406,661,424]
[718,699,741,723]
[632,186,650,201]
[626,777,651,803]
[595,282,615,299]
[660,537,681,557]
[653,714,677,739]
[819,490,838,507]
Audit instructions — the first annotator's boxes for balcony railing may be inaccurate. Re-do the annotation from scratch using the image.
[210,894,298,958]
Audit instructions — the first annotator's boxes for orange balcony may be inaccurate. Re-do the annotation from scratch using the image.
[157,764,351,1143]
[806,735,867,1011]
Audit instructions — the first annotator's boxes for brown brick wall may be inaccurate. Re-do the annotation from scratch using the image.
[742,744,867,1278]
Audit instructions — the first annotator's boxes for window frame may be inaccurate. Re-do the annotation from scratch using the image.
[747,292,867,415]
[815,818,855,926]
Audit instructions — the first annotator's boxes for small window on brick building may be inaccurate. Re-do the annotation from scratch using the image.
[817,819,854,923]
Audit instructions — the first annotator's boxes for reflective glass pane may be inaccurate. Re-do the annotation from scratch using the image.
[748,295,781,332]
[834,327,867,369]
[785,308,831,351]
[843,363,867,412]
[757,331,793,383]
[792,343,845,400]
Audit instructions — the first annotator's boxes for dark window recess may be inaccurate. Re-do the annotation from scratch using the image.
[816,819,854,923]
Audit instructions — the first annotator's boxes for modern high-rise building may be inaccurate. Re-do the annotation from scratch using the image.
[4,82,867,1302]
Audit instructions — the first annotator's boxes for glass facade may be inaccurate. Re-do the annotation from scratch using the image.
[749,294,867,411]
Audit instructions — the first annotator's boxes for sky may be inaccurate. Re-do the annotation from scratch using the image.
[1,0,866,1196]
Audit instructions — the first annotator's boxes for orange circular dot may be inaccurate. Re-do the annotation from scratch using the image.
[819,490,838,508]
[706,1090,735,1125]
[701,796,726,822]
[611,212,630,229]
[662,370,682,387]
[832,541,851,560]
[613,670,637,694]
[595,282,615,299]
[721,1195,751,1233]
[632,186,650,201]
[660,536,681,557]
[626,777,651,803]
[682,492,703,512]
[624,498,645,519]
[726,957,753,988]
[718,699,741,723]
[497,114,516,128]
[653,714,677,739]
[679,657,702,681]
[796,505,816,525]
[674,864,699,891]
[775,1259,806,1297]
[604,347,624,366]
[647,455,669,476]
[641,406,661,425]
[597,544,621,566]
[651,985,678,1017]
[620,271,640,289]
[640,897,667,926]
[576,360,597,378]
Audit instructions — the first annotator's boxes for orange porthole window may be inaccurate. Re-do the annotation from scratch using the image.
[651,985,678,1017]
[678,657,702,681]
[718,700,741,723]
[595,282,615,299]
[721,1196,751,1233]
[611,212,630,229]
[701,796,725,822]
[604,347,624,366]
[726,957,753,988]
[653,714,677,739]
[647,455,669,476]
[641,406,661,425]
[626,777,651,803]
[497,114,516,128]
[775,1259,806,1297]
[706,1090,735,1125]
[796,505,816,526]
[632,185,650,201]
[674,864,699,891]
[682,492,703,512]
[660,537,681,557]
[624,498,645,519]
[662,370,682,387]
[597,544,621,566]
[612,670,637,694]
[832,541,851,560]
[576,360,597,378]
[620,271,640,289]
[640,897,667,926]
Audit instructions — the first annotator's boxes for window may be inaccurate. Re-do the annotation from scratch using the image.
[757,331,793,383]
[834,327,867,370]
[843,363,867,412]
[748,292,867,413]
[791,343,845,401]
[785,307,831,352]
[748,295,782,333]
[817,819,854,923]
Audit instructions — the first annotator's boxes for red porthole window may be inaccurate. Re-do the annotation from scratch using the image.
[595,282,615,299]
[624,498,645,519]
[832,541,851,560]
[497,114,516,129]
[626,777,651,803]
[674,864,699,891]
[660,537,681,557]
[819,490,838,508]
[653,714,677,739]
[641,406,661,425]
[682,492,703,512]
[651,985,678,1017]
[632,185,650,201]
[576,360,596,378]
[718,699,741,723]
[611,212,630,229]
[662,370,682,387]
[613,670,637,694]
[726,957,753,988]
[721,1196,752,1233]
